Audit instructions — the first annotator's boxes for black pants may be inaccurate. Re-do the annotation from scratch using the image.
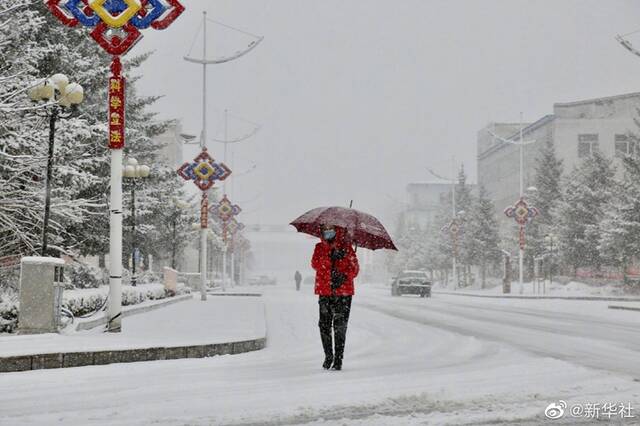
[318,296,352,363]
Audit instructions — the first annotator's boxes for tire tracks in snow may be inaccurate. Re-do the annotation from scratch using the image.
[358,296,640,379]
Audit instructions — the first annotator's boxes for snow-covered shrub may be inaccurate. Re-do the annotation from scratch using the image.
[63,288,107,317]
[1,283,190,333]
[0,293,18,333]
[136,270,161,285]
[68,262,107,289]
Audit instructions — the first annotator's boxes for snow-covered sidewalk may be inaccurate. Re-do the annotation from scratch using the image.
[0,295,265,358]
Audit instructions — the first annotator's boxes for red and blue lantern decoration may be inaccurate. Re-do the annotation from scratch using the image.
[504,197,539,250]
[441,218,463,258]
[211,195,242,241]
[177,150,232,229]
[177,150,232,192]
[46,0,185,56]
[226,218,245,252]
[47,0,185,150]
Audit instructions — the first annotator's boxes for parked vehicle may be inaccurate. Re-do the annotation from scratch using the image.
[391,270,431,297]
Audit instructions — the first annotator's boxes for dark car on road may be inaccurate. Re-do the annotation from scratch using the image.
[391,270,431,298]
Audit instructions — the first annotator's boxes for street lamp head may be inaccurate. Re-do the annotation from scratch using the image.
[124,164,136,178]
[50,74,69,92]
[138,165,151,178]
[64,83,84,105]
[526,186,538,193]
[39,80,55,101]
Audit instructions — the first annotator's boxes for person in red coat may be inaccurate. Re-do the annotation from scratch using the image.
[311,225,359,370]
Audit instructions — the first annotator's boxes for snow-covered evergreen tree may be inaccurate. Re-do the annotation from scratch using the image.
[599,124,640,272]
[1,3,192,275]
[526,139,564,274]
[465,186,501,287]
[557,150,616,273]
[455,164,475,284]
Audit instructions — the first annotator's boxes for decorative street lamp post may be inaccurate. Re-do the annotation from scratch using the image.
[123,158,150,286]
[504,198,539,293]
[544,233,558,292]
[181,13,262,296]
[29,74,84,256]
[211,194,242,289]
[47,0,185,332]
[177,151,232,299]
[226,217,245,287]
[441,210,465,289]
[487,115,538,292]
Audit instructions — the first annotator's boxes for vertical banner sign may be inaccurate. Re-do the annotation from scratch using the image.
[108,73,125,149]
[201,193,209,229]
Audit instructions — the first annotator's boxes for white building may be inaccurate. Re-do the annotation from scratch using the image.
[478,91,640,224]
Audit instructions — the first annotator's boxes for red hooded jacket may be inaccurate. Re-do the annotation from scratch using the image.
[311,228,359,296]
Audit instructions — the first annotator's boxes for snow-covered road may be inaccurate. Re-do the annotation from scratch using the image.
[364,287,640,378]
[1,285,638,425]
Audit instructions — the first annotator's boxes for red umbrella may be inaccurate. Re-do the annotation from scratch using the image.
[290,206,398,251]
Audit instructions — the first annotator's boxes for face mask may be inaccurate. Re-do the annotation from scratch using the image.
[323,229,336,241]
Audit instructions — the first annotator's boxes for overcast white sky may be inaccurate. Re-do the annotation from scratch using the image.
[136,0,640,226]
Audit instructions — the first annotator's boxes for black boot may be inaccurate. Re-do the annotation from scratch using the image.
[332,297,352,371]
[332,325,346,371]
[320,328,333,369]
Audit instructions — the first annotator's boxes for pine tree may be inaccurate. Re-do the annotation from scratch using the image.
[466,186,501,288]
[1,3,192,276]
[455,164,475,284]
[599,138,640,272]
[557,150,616,274]
[526,139,564,276]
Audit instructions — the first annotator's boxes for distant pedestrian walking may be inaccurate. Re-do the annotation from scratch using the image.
[294,270,302,291]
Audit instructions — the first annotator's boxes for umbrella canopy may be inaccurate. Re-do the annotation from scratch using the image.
[290,206,398,251]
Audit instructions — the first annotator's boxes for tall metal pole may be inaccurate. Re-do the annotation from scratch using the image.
[451,156,457,290]
[108,147,123,332]
[41,107,59,256]
[198,11,209,301]
[231,245,235,287]
[171,216,177,269]
[519,113,525,293]
[222,108,229,289]
[131,184,137,286]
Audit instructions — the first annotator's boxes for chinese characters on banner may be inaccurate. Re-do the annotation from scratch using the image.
[200,194,209,229]
[108,75,125,149]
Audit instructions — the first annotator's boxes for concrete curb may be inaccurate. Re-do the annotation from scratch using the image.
[75,294,193,331]
[207,292,262,297]
[608,305,640,312]
[433,290,640,302]
[0,337,267,373]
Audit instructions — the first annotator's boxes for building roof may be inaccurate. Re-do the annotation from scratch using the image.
[478,114,555,160]
[554,91,640,108]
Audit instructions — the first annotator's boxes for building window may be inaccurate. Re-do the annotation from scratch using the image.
[615,134,636,157]
[578,134,599,158]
